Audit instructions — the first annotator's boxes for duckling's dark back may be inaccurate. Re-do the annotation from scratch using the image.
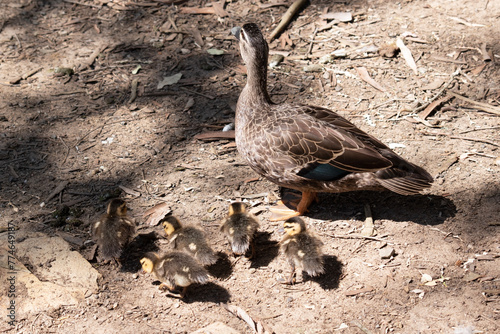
[92,199,135,260]
[155,251,209,285]
[171,226,218,266]
[221,213,259,254]
[283,232,324,277]
[92,215,135,260]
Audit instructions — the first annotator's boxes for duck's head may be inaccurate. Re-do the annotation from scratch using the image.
[232,23,269,68]
[283,217,307,236]
[106,198,127,216]
[228,202,248,216]
[161,215,182,236]
[140,252,159,274]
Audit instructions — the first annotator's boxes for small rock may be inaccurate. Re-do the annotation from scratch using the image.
[379,247,395,259]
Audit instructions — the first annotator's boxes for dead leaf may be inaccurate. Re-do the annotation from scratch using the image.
[118,185,141,197]
[223,303,273,334]
[207,48,224,55]
[463,271,482,282]
[212,2,228,17]
[396,38,418,74]
[470,64,486,76]
[157,73,182,89]
[421,79,444,91]
[345,285,374,296]
[355,67,386,92]
[143,202,172,226]
[418,95,452,120]
[191,28,204,46]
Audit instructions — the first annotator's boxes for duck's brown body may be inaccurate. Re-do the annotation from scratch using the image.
[233,23,433,219]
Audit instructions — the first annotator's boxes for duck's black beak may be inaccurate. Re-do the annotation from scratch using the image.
[231,26,241,41]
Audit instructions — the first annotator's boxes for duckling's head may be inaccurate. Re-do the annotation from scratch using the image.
[106,198,127,216]
[228,202,248,216]
[161,215,182,236]
[232,23,269,68]
[283,217,307,236]
[140,252,159,273]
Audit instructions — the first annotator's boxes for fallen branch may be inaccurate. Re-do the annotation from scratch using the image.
[45,181,69,203]
[321,233,389,242]
[269,0,308,41]
[450,92,500,116]
[9,67,43,85]
[80,44,109,71]
[128,78,138,104]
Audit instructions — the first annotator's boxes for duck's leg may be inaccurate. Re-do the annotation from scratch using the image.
[269,191,318,221]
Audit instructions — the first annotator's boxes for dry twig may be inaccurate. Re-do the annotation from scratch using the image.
[269,0,308,41]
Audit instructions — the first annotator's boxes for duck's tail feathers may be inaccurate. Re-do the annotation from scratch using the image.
[304,256,325,277]
[377,153,433,195]
[98,234,123,260]
[190,266,210,284]
[231,236,250,255]
[196,248,219,266]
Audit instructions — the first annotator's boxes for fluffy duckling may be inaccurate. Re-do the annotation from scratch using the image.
[161,215,218,266]
[280,217,324,284]
[140,251,209,298]
[220,202,259,258]
[92,198,135,263]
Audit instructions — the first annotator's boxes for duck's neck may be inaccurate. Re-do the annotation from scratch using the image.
[242,60,272,105]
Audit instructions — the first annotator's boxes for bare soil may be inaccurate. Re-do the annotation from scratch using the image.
[1,0,499,333]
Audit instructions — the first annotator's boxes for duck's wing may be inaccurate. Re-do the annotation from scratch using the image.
[270,104,393,177]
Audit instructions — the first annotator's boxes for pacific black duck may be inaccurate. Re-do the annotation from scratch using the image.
[232,23,433,220]
[280,217,324,284]
[161,215,218,266]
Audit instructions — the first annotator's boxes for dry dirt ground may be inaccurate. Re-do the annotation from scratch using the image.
[1,0,499,333]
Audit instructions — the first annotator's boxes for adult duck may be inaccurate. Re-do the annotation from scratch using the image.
[232,23,433,220]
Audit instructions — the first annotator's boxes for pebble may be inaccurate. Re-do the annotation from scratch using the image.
[379,247,395,259]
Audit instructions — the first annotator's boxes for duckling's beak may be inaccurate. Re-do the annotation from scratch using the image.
[277,227,285,234]
[231,26,241,40]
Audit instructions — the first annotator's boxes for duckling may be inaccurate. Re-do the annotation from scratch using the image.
[140,251,209,298]
[280,217,324,284]
[220,202,259,258]
[161,215,218,266]
[92,198,135,263]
